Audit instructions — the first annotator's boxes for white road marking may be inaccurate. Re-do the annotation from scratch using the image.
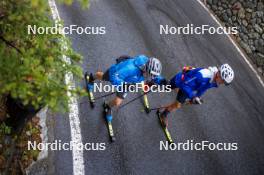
[196,0,264,88]
[48,0,85,175]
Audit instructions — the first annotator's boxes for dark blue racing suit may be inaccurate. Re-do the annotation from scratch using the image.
[169,68,218,103]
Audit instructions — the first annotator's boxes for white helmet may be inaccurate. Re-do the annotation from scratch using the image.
[146,57,162,78]
[220,64,234,85]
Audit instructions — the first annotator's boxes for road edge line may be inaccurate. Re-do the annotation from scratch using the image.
[196,0,264,88]
[47,1,85,175]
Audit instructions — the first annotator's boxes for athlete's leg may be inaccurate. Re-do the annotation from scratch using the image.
[160,89,187,127]
[105,87,127,111]
[104,96,123,122]
[162,89,185,113]
[108,96,123,108]
[88,68,110,82]
[95,71,104,80]
[165,101,182,112]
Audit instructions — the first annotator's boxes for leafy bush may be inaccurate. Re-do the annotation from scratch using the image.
[0,0,88,111]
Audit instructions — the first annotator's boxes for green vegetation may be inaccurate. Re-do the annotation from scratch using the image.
[0,0,89,112]
[0,0,89,173]
[0,117,42,174]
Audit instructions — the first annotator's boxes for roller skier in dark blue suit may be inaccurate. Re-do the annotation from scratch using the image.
[159,64,234,127]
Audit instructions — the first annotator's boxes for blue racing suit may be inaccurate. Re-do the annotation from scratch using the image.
[170,68,218,99]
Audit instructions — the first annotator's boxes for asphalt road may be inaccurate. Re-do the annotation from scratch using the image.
[51,0,264,174]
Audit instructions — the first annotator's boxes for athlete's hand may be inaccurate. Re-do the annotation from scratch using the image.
[145,80,154,86]
[191,97,203,105]
[123,83,134,90]
[143,81,154,92]
[159,79,168,85]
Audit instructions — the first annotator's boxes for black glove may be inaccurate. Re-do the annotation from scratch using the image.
[145,80,154,87]
[142,81,154,92]
[159,79,168,85]
[146,78,168,86]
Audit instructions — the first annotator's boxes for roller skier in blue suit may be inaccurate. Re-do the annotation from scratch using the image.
[159,64,235,127]
[86,55,164,118]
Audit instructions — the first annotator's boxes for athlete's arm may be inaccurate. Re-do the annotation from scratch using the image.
[181,84,195,99]
[195,82,209,97]
[196,82,217,97]
[152,75,168,85]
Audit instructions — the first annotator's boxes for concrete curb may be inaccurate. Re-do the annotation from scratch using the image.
[26,108,49,175]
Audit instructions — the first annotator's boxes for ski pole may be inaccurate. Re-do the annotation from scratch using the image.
[119,90,152,109]
[148,106,167,111]
[148,100,195,112]
[94,92,115,100]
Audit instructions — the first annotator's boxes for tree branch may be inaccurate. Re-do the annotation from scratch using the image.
[0,36,22,54]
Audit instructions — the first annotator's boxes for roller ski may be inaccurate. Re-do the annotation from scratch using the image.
[157,110,173,144]
[103,102,116,142]
[141,82,151,113]
[84,72,95,108]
